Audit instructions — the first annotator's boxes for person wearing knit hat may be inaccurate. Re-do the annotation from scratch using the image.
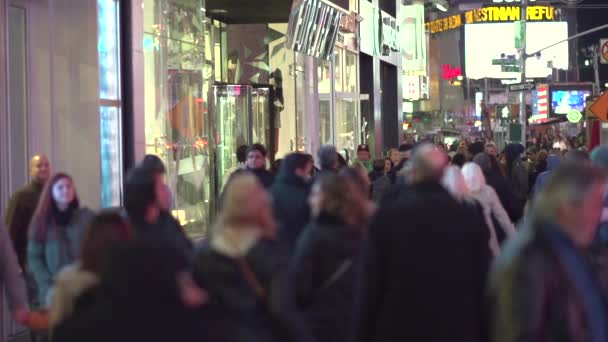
[591,145,608,249]
[591,145,608,169]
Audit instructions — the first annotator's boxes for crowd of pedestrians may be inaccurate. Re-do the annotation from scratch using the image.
[1,137,608,342]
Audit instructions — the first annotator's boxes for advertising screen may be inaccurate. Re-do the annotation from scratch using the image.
[551,90,590,115]
[464,22,568,79]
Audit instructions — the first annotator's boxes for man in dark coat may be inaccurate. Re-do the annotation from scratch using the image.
[490,163,608,342]
[4,155,51,270]
[123,166,193,259]
[355,144,491,342]
[270,153,313,253]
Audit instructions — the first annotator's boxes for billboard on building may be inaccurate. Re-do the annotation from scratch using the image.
[399,3,426,76]
[464,21,568,79]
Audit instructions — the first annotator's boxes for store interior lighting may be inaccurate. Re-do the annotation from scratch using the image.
[434,0,448,12]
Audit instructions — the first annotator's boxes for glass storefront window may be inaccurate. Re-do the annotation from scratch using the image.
[98,0,121,207]
[100,106,122,207]
[334,49,344,92]
[319,99,332,145]
[335,98,358,159]
[142,0,211,239]
[345,51,357,93]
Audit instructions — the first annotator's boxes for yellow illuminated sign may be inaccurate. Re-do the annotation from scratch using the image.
[427,6,555,35]
[465,6,554,24]
[426,14,463,34]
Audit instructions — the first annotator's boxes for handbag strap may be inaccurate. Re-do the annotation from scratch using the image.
[235,256,267,300]
[319,259,353,293]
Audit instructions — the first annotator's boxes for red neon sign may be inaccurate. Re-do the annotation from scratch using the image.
[442,64,462,80]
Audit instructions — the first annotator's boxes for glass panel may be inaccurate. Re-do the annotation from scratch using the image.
[143,0,211,239]
[345,51,358,93]
[100,106,122,207]
[8,5,28,190]
[318,60,331,94]
[252,87,270,147]
[335,98,359,159]
[295,53,307,151]
[98,0,120,100]
[214,85,251,189]
[319,99,332,145]
[360,97,374,155]
[334,48,344,92]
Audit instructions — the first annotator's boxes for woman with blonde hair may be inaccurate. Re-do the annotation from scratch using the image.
[462,162,516,253]
[441,166,501,256]
[194,173,310,342]
[289,172,373,342]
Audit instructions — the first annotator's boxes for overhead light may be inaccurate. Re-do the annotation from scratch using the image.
[209,9,227,14]
[435,3,448,11]
[432,0,449,12]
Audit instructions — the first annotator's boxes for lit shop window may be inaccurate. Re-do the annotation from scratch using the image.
[98,0,122,207]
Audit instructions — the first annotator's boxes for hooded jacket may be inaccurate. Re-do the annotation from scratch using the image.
[532,155,560,196]
[270,154,312,253]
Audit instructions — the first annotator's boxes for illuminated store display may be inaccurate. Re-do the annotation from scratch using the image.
[98,0,122,207]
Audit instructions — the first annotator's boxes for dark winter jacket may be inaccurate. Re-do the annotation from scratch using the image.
[355,182,491,342]
[4,181,44,269]
[194,238,313,342]
[51,242,222,342]
[270,169,311,253]
[128,211,193,261]
[371,175,392,203]
[490,219,608,342]
[290,213,362,342]
[532,155,560,196]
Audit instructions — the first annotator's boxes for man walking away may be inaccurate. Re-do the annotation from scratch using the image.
[355,143,491,342]
[490,163,608,342]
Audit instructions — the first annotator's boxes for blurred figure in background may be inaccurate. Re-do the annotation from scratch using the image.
[389,148,401,167]
[441,166,499,256]
[384,158,393,174]
[48,211,133,328]
[490,163,608,342]
[0,224,29,325]
[140,154,174,210]
[475,153,520,223]
[223,145,249,189]
[28,173,94,307]
[531,151,561,197]
[290,172,371,342]
[355,144,373,172]
[5,155,51,272]
[316,145,339,178]
[356,144,491,342]
[243,144,275,189]
[123,166,192,259]
[451,153,466,168]
[195,174,312,342]
[270,159,283,176]
[504,143,529,208]
[52,241,214,342]
[270,153,314,254]
[462,163,516,253]
[591,145,608,247]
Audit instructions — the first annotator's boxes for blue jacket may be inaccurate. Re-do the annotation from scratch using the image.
[27,207,94,305]
[532,155,560,196]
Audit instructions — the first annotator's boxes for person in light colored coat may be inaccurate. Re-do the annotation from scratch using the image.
[462,162,516,255]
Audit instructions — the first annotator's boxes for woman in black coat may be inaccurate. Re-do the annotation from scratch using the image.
[289,172,373,342]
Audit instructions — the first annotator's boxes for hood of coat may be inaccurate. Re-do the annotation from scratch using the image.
[51,264,99,304]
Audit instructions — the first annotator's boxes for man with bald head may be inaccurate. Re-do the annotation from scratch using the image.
[355,143,491,342]
[4,155,50,270]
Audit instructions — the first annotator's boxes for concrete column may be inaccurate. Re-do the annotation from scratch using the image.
[304,54,320,155]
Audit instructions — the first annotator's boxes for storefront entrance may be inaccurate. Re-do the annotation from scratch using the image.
[211,83,276,206]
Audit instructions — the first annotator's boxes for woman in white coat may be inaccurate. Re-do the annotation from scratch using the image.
[462,162,516,255]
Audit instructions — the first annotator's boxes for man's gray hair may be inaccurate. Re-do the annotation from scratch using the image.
[318,145,338,170]
[410,143,448,183]
[532,163,607,220]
